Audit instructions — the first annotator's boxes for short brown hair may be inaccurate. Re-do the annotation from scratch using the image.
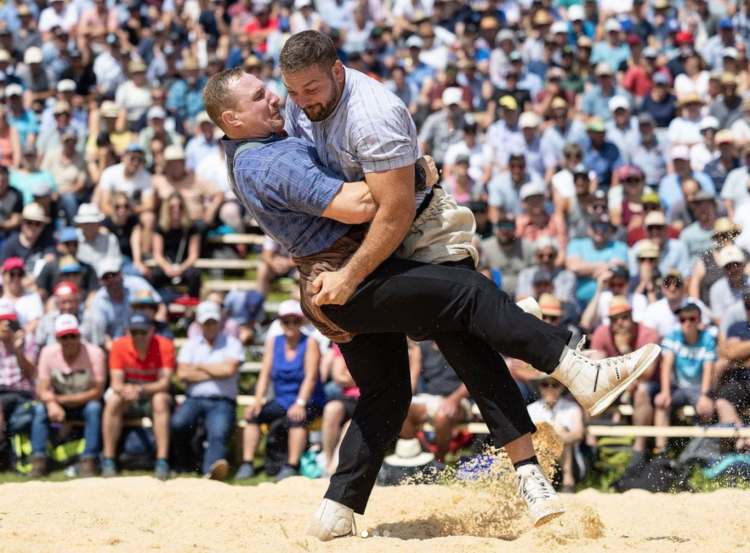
[203,67,246,131]
[279,31,339,74]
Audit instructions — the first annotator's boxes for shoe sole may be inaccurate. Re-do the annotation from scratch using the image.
[516,297,542,320]
[533,502,566,527]
[588,344,661,417]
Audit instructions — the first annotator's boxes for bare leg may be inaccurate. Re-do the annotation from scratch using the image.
[287,427,307,465]
[102,394,131,459]
[654,406,670,450]
[256,262,274,296]
[505,434,536,464]
[242,423,262,462]
[716,399,747,450]
[139,211,155,256]
[322,401,346,469]
[151,392,171,460]
[399,403,426,440]
[632,383,654,453]
[560,444,575,487]
[432,406,466,463]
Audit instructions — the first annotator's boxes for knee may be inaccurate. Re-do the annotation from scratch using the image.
[33,402,48,420]
[324,401,345,419]
[104,392,125,415]
[151,393,171,414]
[83,401,103,419]
[634,383,652,406]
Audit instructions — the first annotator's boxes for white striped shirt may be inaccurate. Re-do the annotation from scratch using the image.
[285,67,425,207]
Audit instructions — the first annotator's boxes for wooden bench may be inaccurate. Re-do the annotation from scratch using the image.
[145,259,260,270]
[586,425,750,438]
[208,234,267,246]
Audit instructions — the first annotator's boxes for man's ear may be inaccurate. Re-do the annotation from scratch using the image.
[221,110,237,129]
[332,60,345,84]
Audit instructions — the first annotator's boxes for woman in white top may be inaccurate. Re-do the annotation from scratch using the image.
[674,50,710,102]
[527,377,585,492]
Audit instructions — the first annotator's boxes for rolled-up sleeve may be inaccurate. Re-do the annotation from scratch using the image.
[355,104,419,173]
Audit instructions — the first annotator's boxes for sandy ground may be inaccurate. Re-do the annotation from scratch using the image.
[1,475,749,552]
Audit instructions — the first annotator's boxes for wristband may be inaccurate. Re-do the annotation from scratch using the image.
[415,162,427,192]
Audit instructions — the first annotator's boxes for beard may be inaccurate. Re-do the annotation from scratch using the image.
[301,86,340,122]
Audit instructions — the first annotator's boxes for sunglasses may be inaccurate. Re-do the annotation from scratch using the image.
[131,329,148,336]
[566,153,582,159]
[8,270,24,278]
[643,204,660,211]
[24,220,43,227]
[495,222,515,230]
[591,223,610,233]
[101,272,119,280]
[115,203,129,209]
[281,318,302,326]
[624,178,642,185]
[638,257,656,263]
[679,315,699,323]
[129,156,145,163]
[647,225,665,232]
[59,333,79,341]
[540,381,563,389]
[537,253,555,260]
[609,279,626,288]
[542,314,560,323]
[610,312,631,322]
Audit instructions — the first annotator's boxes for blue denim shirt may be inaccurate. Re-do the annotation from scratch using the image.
[223,135,351,257]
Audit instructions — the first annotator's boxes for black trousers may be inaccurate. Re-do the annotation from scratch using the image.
[321,258,572,513]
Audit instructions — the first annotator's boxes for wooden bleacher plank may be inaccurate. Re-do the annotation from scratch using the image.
[145,259,260,270]
[208,234,267,245]
[587,425,750,438]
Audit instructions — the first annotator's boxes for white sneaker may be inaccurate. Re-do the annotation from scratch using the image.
[305,499,356,542]
[552,337,661,416]
[516,297,542,319]
[516,464,565,526]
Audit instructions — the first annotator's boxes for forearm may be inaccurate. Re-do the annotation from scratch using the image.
[296,375,317,403]
[579,285,603,330]
[142,376,170,395]
[322,181,378,224]
[16,353,35,379]
[700,363,713,395]
[177,363,212,382]
[56,387,102,407]
[204,194,224,223]
[196,361,239,379]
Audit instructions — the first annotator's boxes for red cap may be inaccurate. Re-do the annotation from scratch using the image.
[626,35,641,46]
[675,31,694,46]
[0,298,17,321]
[54,281,79,297]
[1,257,24,273]
[617,165,644,180]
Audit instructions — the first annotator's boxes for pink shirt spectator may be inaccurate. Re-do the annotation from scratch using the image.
[333,344,360,398]
[515,213,568,253]
[590,323,661,382]
[37,341,106,394]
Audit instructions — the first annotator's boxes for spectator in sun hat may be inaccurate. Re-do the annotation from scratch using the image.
[29,313,106,478]
[702,130,740,192]
[34,226,98,300]
[39,127,89,224]
[679,189,721,264]
[709,73,742,130]
[1,256,44,332]
[487,151,543,218]
[667,93,706,148]
[628,210,691,280]
[418,87,466,169]
[539,97,588,178]
[516,236,577,303]
[515,182,569,263]
[0,203,55,276]
[605,95,640,166]
[74,203,122,268]
[709,245,750,320]
[171,300,244,480]
[581,62,629,122]
[137,105,182,168]
[184,111,221,172]
[130,289,173,340]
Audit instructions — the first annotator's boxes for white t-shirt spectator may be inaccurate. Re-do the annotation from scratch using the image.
[6,292,44,329]
[115,81,153,124]
[673,72,710,101]
[38,4,78,32]
[443,141,491,184]
[98,163,153,204]
[642,297,712,338]
[552,168,597,199]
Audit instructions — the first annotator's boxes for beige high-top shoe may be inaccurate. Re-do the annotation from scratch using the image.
[516,463,565,526]
[552,338,661,416]
[306,499,356,542]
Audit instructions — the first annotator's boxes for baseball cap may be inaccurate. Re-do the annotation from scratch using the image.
[130,289,158,305]
[610,265,630,281]
[568,4,584,21]
[720,72,738,87]
[716,129,735,145]
[96,258,122,279]
[55,314,80,338]
[196,301,222,324]
[4,83,23,98]
[196,111,213,125]
[608,296,632,317]
[2,257,24,273]
[533,269,554,284]
[719,17,734,30]
[551,97,569,110]
[674,302,702,316]
[642,47,658,59]
[57,79,76,93]
[700,116,720,131]
[520,182,545,200]
[0,298,17,322]
[608,95,629,112]
[617,165,644,180]
[32,181,52,197]
[604,19,622,33]
[74,203,104,225]
[496,29,515,43]
[128,59,147,73]
[551,21,568,34]
[534,236,560,252]
[644,210,667,226]
[723,47,739,60]
[24,47,42,65]
[572,163,589,176]
[692,190,714,202]
[442,87,462,107]
[538,293,563,317]
[405,35,423,49]
[147,106,166,120]
[519,111,541,128]
[587,116,606,132]
[720,245,745,267]
[498,95,518,111]
[100,101,120,118]
[128,312,153,331]
[652,72,670,85]
[278,299,304,319]
[642,191,660,205]
[637,239,660,258]
[671,145,691,161]
[58,227,79,244]
[595,62,613,76]
[714,217,741,236]
[58,256,82,275]
[638,112,656,126]
[125,143,145,154]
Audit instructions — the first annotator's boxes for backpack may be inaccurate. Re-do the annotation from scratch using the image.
[614,457,682,493]
[263,417,289,477]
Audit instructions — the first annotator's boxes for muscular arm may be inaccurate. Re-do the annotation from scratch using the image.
[321,181,378,224]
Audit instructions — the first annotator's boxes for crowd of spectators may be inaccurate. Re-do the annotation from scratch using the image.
[2,0,750,487]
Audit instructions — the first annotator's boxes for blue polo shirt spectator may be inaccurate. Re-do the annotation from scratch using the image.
[5,88,39,146]
[184,112,221,171]
[540,110,588,170]
[583,117,623,188]
[171,301,245,477]
[662,326,717,388]
[166,63,208,122]
[580,63,629,121]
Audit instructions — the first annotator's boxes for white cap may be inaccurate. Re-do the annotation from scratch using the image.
[0,298,17,321]
[24,47,42,65]
[699,116,720,131]
[534,235,560,252]
[551,21,568,34]
[57,79,76,92]
[55,314,80,337]
[604,18,622,32]
[74,203,104,224]
[723,46,739,60]
[196,111,213,125]
[568,4,584,21]
[671,145,691,161]
[442,87,463,106]
[278,299,304,319]
[164,144,186,161]
[720,245,746,267]
[196,301,222,324]
[405,35,424,49]
[4,83,23,98]
[519,111,541,128]
[294,0,312,7]
[520,182,545,200]
[96,258,122,279]
[147,106,166,120]
[608,95,630,112]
